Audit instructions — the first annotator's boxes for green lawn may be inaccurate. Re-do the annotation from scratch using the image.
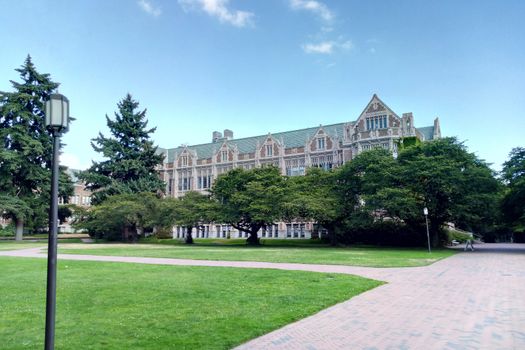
[0,242,46,251]
[59,243,455,267]
[0,257,381,350]
[0,240,82,251]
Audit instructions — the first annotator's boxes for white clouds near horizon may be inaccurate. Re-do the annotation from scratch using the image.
[179,0,254,27]
[290,0,334,22]
[137,0,162,17]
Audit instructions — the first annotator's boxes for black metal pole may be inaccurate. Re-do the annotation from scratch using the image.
[45,131,60,350]
[425,214,431,253]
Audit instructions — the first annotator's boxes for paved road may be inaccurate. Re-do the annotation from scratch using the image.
[2,243,524,349]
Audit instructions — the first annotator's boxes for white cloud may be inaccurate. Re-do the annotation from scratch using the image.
[302,39,353,54]
[302,41,334,54]
[290,0,334,22]
[137,0,162,17]
[179,0,254,27]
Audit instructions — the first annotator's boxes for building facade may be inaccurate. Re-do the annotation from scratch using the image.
[58,169,92,233]
[158,94,441,239]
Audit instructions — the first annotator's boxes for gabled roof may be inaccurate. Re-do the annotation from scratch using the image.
[162,123,345,163]
[160,95,439,163]
[357,94,401,121]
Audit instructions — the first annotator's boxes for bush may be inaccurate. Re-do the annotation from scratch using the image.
[154,227,173,239]
[343,220,427,247]
[0,223,15,237]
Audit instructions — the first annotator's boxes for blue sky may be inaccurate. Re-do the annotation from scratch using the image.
[1,0,524,171]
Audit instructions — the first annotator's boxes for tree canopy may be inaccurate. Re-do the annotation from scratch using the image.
[76,192,162,241]
[79,94,165,204]
[211,166,286,245]
[501,147,525,235]
[332,139,502,246]
[168,191,217,244]
[283,168,341,244]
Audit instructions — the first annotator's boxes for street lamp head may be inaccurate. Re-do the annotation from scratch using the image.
[45,93,69,133]
[423,207,428,216]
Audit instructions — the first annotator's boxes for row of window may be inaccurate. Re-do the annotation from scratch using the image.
[67,195,91,206]
[168,154,341,192]
[173,224,306,239]
[366,115,388,130]
[361,142,391,151]
[286,223,306,238]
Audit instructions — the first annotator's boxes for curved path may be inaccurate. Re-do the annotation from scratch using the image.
[2,243,524,349]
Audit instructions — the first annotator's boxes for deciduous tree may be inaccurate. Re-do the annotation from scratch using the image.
[77,192,161,241]
[501,147,525,237]
[168,191,217,244]
[211,166,286,245]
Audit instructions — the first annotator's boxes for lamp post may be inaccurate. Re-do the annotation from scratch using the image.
[423,207,431,253]
[44,93,69,350]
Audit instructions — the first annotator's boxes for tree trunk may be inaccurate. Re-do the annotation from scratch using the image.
[122,226,138,242]
[15,218,24,241]
[326,224,337,246]
[185,226,194,244]
[430,221,441,248]
[246,231,260,245]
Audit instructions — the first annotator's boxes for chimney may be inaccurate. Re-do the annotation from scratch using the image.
[212,131,222,143]
[433,117,441,139]
[402,113,415,135]
[223,129,233,140]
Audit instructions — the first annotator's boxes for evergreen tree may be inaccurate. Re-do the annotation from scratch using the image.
[80,94,165,204]
[0,55,73,239]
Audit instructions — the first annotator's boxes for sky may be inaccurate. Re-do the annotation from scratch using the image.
[1,0,524,172]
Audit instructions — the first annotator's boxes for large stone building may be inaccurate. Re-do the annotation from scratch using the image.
[58,169,92,233]
[158,94,441,239]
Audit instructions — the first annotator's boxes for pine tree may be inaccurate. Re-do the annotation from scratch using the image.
[0,55,73,239]
[80,94,165,204]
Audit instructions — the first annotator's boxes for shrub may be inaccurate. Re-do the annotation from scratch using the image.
[343,220,427,247]
[0,223,15,237]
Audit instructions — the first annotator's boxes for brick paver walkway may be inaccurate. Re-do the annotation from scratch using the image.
[1,243,524,349]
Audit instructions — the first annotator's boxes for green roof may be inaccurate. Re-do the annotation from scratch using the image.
[162,123,346,163]
[161,122,436,163]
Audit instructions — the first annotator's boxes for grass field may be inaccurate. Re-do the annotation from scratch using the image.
[0,242,47,251]
[0,257,381,350]
[58,243,455,267]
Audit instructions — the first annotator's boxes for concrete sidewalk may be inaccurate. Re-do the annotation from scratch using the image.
[1,243,524,349]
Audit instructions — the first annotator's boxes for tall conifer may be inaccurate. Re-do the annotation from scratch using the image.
[0,55,72,239]
[80,94,165,204]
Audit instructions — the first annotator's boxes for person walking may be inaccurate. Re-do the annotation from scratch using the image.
[464,234,475,251]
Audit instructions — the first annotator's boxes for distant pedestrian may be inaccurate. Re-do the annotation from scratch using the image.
[464,238,474,251]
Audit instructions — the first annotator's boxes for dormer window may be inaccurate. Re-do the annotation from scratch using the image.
[221,150,228,162]
[266,144,273,157]
[366,115,388,130]
[317,137,325,150]
[181,156,188,167]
